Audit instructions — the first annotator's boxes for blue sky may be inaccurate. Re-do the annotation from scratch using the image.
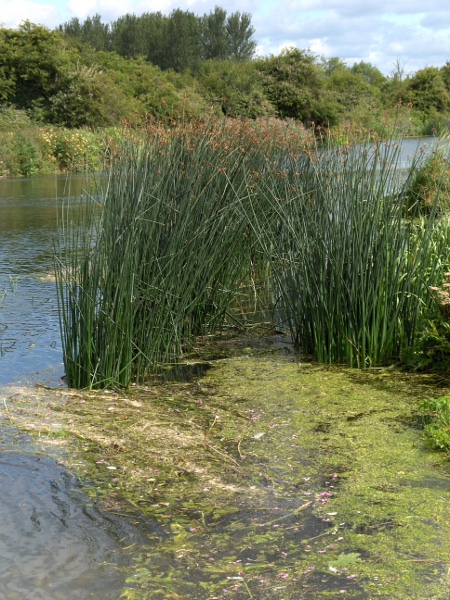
[1,0,450,75]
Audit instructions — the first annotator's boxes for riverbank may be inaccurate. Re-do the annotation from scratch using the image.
[2,334,450,599]
[0,114,111,177]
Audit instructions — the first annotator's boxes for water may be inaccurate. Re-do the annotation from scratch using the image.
[0,174,152,599]
[0,451,149,600]
[0,174,88,386]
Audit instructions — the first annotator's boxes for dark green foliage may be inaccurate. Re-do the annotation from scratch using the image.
[110,13,148,58]
[326,68,381,115]
[54,127,260,388]
[224,11,256,61]
[50,64,139,127]
[350,61,387,88]
[198,60,273,118]
[401,67,450,113]
[242,136,447,367]
[404,262,450,371]
[59,14,111,52]
[164,9,202,72]
[420,396,450,451]
[0,22,70,112]
[201,6,229,61]
[60,7,257,73]
[256,48,337,125]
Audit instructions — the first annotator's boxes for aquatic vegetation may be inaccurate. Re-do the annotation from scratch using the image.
[54,125,266,388]
[5,349,450,599]
[55,125,450,386]
[243,136,448,367]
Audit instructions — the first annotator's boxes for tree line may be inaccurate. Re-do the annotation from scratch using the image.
[1,13,450,134]
[59,8,257,72]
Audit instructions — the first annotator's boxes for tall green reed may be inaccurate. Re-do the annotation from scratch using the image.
[243,136,449,367]
[54,129,258,388]
[55,124,450,387]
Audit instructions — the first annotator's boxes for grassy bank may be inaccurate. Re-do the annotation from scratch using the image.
[0,107,116,177]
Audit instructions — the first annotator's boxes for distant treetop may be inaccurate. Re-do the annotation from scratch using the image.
[59,7,257,72]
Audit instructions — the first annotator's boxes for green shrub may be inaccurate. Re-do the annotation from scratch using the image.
[404,148,450,214]
[405,265,450,371]
[420,395,450,452]
[39,127,104,172]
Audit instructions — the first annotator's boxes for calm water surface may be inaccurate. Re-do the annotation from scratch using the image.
[0,450,151,600]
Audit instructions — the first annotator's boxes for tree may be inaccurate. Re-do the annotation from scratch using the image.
[351,61,386,88]
[198,60,273,117]
[0,22,71,114]
[256,48,336,124]
[402,67,450,113]
[164,9,202,72]
[326,68,381,115]
[60,14,111,52]
[226,11,256,61]
[111,13,146,58]
[439,61,450,92]
[201,7,228,61]
[320,56,347,76]
[50,64,138,127]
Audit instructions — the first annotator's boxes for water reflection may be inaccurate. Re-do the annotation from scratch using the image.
[0,174,88,385]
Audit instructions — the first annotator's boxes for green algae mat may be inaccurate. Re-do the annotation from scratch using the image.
[3,351,450,599]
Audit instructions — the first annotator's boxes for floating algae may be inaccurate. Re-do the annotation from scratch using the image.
[3,348,450,599]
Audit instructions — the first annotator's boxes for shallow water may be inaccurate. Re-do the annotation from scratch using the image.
[0,175,153,599]
[0,451,143,600]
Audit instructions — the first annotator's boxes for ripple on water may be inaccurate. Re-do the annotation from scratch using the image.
[0,451,144,600]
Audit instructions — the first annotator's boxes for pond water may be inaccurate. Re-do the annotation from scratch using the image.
[0,174,153,599]
[0,450,150,600]
[0,174,88,386]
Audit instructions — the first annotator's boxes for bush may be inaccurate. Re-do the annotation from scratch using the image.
[0,107,108,176]
[420,395,450,452]
[404,149,450,214]
[40,127,105,171]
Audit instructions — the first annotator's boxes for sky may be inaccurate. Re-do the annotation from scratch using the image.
[1,0,450,76]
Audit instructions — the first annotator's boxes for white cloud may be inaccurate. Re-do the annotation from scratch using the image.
[0,0,61,27]
[1,0,450,75]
